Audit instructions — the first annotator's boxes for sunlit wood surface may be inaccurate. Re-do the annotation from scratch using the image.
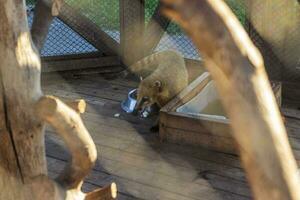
[42,71,300,200]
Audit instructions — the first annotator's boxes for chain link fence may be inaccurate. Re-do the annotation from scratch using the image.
[247,0,300,82]
[25,0,247,60]
[66,0,120,42]
[25,0,299,82]
[26,0,119,57]
[145,0,247,60]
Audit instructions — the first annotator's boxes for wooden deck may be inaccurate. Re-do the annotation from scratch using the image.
[42,71,300,200]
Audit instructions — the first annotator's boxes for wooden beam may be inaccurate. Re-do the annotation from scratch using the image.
[31,0,55,52]
[162,0,300,199]
[144,2,170,56]
[120,0,145,66]
[0,0,117,198]
[42,55,120,72]
[41,52,102,61]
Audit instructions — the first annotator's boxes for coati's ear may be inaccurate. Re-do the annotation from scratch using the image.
[154,80,162,92]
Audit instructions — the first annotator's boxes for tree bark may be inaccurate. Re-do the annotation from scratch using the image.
[31,0,54,52]
[0,0,116,199]
[31,0,63,52]
[0,0,46,180]
[161,0,300,199]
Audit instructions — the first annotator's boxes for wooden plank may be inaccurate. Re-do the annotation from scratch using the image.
[282,81,300,108]
[45,136,251,200]
[282,108,300,120]
[42,74,243,166]
[46,157,142,200]
[93,76,139,88]
[55,118,241,168]
[42,87,113,106]
[46,130,246,183]
[44,83,126,102]
[41,74,254,199]
[47,156,192,200]
[160,73,282,154]
[42,52,103,61]
[39,94,155,132]
[160,111,230,137]
[160,125,236,154]
[40,69,300,200]
[120,0,145,66]
[42,55,120,72]
[42,72,130,88]
[43,78,131,95]
[143,2,170,55]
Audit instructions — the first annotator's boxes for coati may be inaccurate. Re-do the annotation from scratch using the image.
[128,50,188,130]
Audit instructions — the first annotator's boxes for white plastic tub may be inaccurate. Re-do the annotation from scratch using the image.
[176,80,228,121]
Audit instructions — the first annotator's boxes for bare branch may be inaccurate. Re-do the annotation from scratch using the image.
[161,0,300,199]
[64,99,86,114]
[85,182,117,200]
[31,0,64,52]
[35,95,96,190]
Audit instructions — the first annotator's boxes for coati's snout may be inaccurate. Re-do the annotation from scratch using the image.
[135,96,151,112]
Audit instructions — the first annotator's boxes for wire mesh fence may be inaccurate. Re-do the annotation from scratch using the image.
[66,0,120,42]
[25,0,246,60]
[25,0,299,82]
[146,0,248,60]
[247,0,300,82]
[144,0,199,59]
[28,10,98,56]
[26,0,119,57]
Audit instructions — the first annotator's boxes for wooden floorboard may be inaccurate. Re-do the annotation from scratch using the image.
[42,73,300,200]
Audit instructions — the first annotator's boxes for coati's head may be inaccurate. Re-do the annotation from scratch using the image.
[135,78,163,112]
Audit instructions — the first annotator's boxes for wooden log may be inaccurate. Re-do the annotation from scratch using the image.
[143,2,170,56]
[0,0,117,199]
[0,0,46,185]
[35,95,97,189]
[52,1,119,55]
[31,0,63,52]
[161,0,300,199]
[85,183,117,200]
[120,0,145,66]
[32,97,117,199]
[64,99,86,114]
[31,0,53,52]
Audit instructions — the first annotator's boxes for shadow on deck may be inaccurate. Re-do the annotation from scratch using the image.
[42,71,300,200]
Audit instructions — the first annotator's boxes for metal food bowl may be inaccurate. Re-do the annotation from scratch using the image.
[121,89,137,113]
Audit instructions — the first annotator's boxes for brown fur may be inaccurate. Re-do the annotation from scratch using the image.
[129,50,188,112]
